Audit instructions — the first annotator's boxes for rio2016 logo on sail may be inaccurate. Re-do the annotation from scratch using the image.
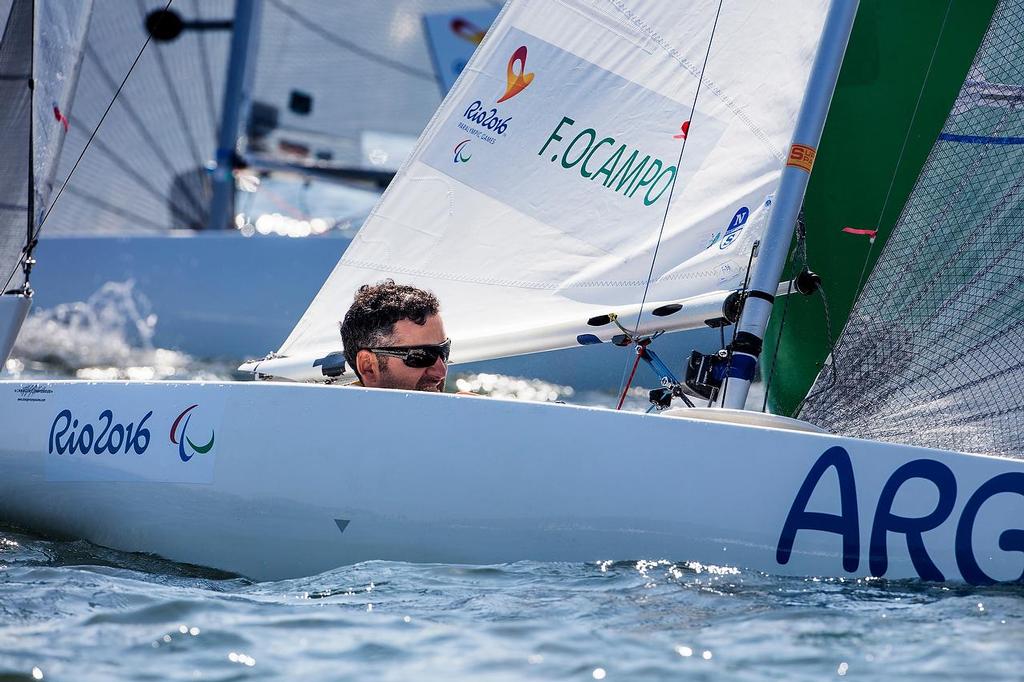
[169,404,215,462]
[48,409,153,455]
[457,45,535,147]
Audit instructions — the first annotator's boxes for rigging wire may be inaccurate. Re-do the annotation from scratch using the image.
[795,283,837,414]
[80,41,205,218]
[762,281,795,412]
[614,0,725,404]
[1,0,173,294]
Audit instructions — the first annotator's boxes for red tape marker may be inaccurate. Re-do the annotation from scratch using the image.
[842,226,877,238]
[52,105,69,132]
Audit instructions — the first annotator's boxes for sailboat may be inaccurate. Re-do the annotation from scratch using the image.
[2,0,1023,585]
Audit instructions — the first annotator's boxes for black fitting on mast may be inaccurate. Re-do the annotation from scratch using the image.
[794,266,822,295]
[145,9,233,43]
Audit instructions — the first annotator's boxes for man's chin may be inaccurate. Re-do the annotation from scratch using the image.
[415,379,445,392]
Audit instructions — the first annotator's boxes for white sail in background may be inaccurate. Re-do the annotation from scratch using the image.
[267,0,830,375]
[45,0,500,235]
[0,0,92,290]
[252,0,500,174]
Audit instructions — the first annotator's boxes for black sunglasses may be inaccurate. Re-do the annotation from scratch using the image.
[364,338,451,368]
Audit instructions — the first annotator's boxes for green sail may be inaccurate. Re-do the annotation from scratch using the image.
[763,0,998,416]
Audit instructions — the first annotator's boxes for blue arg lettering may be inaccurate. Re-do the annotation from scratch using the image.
[779,449,1024,584]
[869,459,956,581]
[776,446,860,572]
[955,473,1024,585]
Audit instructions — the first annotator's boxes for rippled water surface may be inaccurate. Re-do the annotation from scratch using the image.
[2,528,1022,682]
[2,285,1023,680]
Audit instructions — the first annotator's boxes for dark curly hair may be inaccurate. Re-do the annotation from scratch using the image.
[340,280,440,375]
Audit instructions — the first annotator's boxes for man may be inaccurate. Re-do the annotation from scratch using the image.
[340,280,449,392]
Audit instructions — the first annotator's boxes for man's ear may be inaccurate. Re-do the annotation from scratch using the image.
[356,349,380,386]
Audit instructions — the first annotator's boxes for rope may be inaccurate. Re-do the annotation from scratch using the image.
[616,347,643,411]
[796,284,839,413]
[762,212,809,412]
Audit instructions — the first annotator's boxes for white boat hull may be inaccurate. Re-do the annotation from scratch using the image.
[0,293,31,367]
[1,379,1021,583]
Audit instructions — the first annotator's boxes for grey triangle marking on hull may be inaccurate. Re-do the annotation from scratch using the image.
[334,519,350,533]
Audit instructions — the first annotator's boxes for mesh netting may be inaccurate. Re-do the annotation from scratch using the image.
[799,0,1024,458]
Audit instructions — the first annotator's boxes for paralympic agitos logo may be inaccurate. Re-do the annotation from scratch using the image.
[170,404,215,462]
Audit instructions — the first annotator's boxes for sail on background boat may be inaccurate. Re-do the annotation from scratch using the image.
[39,0,503,235]
[0,0,33,287]
[262,0,831,378]
[0,0,92,287]
[800,0,1024,459]
[0,0,92,364]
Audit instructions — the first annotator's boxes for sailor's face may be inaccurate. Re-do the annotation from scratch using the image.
[367,314,448,392]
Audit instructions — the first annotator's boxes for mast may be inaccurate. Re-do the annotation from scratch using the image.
[207,0,260,231]
[23,0,34,291]
[721,0,860,410]
[0,0,34,368]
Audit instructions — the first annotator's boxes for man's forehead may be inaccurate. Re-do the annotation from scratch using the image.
[388,315,446,344]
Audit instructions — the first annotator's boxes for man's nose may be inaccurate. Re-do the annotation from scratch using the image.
[425,355,447,376]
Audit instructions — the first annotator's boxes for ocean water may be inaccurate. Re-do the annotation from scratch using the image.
[2,286,1023,681]
[1,529,1022,681]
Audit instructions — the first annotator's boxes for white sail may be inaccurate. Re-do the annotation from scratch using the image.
[44,0,500,235]
[264,0,831,378]
[251,0,500,174]
[0,0,92,288]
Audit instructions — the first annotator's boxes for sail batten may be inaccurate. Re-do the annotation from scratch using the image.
[270,0,830,373]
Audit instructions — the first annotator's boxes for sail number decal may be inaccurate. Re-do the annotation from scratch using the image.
[48,409,153,455]
[777,446,1024,585]
[538,116,677,207]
